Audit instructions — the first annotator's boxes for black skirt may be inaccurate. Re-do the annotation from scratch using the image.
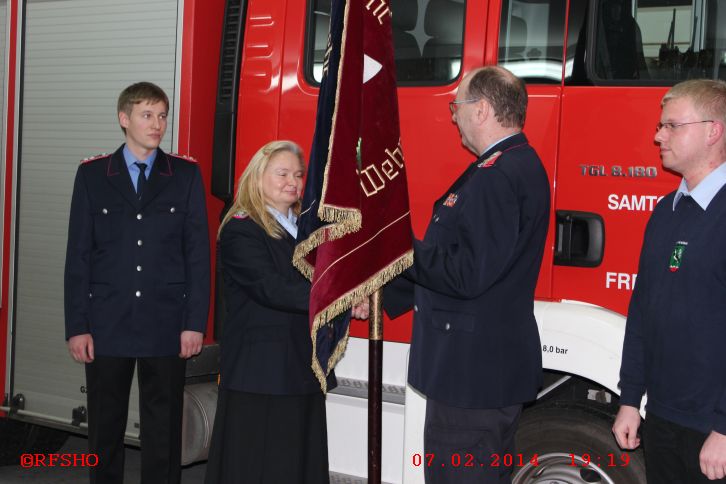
[204,388,330,484]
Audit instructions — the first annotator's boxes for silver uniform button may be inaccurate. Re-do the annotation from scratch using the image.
[137,239,143,246]
[136,213,143,220]
[434,216,440,222]
[136,265,142,272]
[414,305,418,312]
[102,208,108,215]
[170,207,176,213]
[89,292,92,298]
[445,322,451,330]
[135,290,141,297]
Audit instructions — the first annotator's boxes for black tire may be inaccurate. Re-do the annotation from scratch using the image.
[513,403,646,484]
[0,419,69,466]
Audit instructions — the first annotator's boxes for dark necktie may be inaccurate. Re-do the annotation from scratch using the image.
[135,162,147,200]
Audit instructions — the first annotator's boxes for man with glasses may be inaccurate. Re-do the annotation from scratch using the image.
[400,66,550,483]
[613,79,726,482]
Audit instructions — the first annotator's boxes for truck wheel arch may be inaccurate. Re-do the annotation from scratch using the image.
[536,300,626,397]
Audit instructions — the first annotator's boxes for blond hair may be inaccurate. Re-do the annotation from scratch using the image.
[218,140,305,239]
[662,79,726,127]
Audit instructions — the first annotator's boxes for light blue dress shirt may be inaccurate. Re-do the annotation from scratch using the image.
[481,132,520,157]
[123,145,157,192]
[266,206,298,238]
[673,161,726,211]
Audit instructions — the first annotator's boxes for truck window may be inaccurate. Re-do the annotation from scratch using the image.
[498,0,567,84]
[306,0,466,85]
[567,0,726,85]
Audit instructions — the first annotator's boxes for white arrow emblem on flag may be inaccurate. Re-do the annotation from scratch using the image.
[363,54,382,84]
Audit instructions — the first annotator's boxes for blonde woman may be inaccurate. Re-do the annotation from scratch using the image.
[205,141,333,483]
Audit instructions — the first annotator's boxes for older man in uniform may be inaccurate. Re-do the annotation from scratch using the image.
[613,79,726,483]
[64,82,210,483]
[395,66,550,483]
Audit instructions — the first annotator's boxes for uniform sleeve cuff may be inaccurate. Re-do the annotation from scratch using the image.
[618,386,644,408]
[711,412,726,435]
[183,319,206,334]
[65,323,90,340]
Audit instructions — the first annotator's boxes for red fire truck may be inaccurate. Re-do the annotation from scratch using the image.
[1,0,725,482]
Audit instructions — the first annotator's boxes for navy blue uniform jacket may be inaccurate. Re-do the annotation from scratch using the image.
[64,146,211,357]
[407,133,550,408]
[218,216,335,395]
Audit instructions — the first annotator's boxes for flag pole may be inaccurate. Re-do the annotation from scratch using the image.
[368,288,383,484]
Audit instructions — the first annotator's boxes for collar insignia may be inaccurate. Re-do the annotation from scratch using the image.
[477,151,502,168]
[443,193,458,207]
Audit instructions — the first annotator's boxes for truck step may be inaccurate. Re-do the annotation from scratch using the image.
[329,376,406,405]
[330,471,394,484]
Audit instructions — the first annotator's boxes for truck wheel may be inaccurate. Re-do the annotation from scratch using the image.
[0,419,69,466]
[512,403,646,484]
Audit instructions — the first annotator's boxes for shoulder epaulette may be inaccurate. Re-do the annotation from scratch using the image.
[80,153,110,164]
[477,151,502,168]
[232,211,248,219]
[167,152,198,163]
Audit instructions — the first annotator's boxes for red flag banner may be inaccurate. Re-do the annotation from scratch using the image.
[294,0,413,392]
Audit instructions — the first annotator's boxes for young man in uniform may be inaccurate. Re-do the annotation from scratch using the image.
[64,82,210,483]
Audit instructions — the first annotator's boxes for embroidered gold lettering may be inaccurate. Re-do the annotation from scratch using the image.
[359,165,386,196]
[358,139,406,197]
[381,160,398,180]
[365,0,390,24]
[385,144,404,168]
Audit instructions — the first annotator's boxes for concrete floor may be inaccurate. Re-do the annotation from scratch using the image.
[0,434,207,483]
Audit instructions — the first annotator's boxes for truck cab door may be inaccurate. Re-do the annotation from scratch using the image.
[495,0,570,300]
[553,0,726,316]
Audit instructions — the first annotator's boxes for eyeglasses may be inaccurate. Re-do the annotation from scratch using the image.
[655,120,714,132]
[449,98,481,114]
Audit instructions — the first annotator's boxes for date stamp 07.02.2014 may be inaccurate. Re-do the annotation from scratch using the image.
[411,453,631,469]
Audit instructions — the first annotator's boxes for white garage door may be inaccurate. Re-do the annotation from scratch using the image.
[11,0,180,437]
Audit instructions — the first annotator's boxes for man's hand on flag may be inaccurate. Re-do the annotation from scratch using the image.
[351,299,370,319]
